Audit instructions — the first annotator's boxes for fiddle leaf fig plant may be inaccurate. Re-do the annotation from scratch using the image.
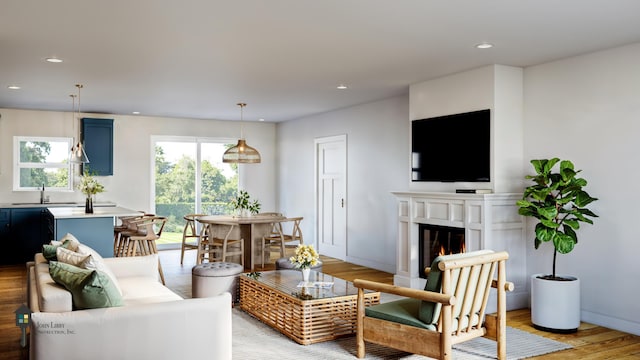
[516,158,598,280]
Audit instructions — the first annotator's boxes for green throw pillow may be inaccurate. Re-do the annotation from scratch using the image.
[49,261,124,309]
[42,239,74,261]
[42,245,58,261]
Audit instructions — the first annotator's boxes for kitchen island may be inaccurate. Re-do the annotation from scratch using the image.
[48,206,141,257]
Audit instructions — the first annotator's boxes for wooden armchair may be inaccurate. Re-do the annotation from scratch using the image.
[354,250,513,360]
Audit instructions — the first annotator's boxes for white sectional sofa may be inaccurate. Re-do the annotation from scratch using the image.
[27,252,231,360]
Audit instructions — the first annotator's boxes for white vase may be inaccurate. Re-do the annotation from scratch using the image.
[531,274,580,333]
[301,268,310,282]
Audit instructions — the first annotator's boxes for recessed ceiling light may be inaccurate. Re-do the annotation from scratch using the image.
[258,118,265,122]
[132,111,140,115]
[337,84,348,90]
[7,85,21,90]
[45,57,63,63]
[475,43,493,49]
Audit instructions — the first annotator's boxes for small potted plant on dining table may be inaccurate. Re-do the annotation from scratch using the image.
[230,190,261,217]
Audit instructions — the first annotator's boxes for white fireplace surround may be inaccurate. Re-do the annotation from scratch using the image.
[391,191,529,311]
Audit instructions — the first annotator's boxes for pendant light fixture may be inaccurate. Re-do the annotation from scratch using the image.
[69,84,90,164]
[222,103,261,164]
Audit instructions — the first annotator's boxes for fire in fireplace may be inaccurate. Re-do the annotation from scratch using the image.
[418,224,466,279]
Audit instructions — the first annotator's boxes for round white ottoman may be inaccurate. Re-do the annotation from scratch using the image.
[192,262,244,303]
[275,257,323,271]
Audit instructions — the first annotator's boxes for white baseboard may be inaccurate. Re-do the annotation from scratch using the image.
[581,309,640,336]
[344,255,395,274]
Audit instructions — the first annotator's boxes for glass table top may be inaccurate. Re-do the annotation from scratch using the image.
[243,269,372,301]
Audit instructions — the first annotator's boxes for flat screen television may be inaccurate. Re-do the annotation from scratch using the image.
[411,109,490,182]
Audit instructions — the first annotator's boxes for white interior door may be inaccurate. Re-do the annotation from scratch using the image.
[315,135,347,260]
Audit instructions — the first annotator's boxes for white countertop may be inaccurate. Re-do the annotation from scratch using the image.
[48,206,141,219]
[0,201,117,209]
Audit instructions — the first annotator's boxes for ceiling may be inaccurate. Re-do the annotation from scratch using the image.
[2,1,640,123]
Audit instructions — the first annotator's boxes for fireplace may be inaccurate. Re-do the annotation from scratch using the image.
[418,224,465,279]
[392,192,527,311]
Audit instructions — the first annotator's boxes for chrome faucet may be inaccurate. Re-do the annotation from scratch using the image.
[40,184,45,204]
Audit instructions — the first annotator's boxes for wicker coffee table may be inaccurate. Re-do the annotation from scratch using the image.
[239,270,380,345]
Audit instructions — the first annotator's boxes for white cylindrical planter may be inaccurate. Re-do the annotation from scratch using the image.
[531,274,580,333]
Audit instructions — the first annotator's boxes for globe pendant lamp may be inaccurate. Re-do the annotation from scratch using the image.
[69,84,90,164]
[222,103,261,164]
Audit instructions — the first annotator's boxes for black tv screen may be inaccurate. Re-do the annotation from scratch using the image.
[411,109,490,182]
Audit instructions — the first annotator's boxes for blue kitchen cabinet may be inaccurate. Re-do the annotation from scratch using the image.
[0,209,11,265]
[0,208,50,265]
[82,118,114,175]
[52,216,114,257]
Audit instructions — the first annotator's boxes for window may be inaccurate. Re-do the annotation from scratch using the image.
[13,136,73,191]
[152,136,238,248]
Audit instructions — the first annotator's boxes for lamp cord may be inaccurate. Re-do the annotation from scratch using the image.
[238,102,246,139]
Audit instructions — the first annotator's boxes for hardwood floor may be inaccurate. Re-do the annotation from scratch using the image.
[1,250,638,359]
[0,265,29,360]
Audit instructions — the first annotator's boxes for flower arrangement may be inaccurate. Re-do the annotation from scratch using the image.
[230,190,261,215]
[77,170,105,197]
[289,244,319,269]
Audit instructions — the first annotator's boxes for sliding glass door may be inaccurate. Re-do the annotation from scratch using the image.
[153,137,237,248]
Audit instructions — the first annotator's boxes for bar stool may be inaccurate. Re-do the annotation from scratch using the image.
[113,212,152,257]
[118,216,167,284]
[181,214,205,265]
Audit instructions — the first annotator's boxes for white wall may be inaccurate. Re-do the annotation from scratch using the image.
[494,66,525,193]
[0,108,277,212]
[277,95,409,273]
[523,42,640,335]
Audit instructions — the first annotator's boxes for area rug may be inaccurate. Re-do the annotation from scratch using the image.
[232,309,572,359]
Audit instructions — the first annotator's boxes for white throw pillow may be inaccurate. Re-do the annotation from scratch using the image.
[56,247,91,267]
[51,233,81,252]
[77,243,123,296]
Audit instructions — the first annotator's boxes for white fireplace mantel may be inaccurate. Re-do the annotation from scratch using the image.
[391,191,528,311]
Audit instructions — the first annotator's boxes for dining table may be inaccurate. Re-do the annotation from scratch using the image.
[196,214,285,270]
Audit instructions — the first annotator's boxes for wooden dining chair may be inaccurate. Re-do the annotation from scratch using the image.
[261,216,305,268]
[202,223,244,267]
[181,214,206,265]
[258,212,284,239]
[277,217,305,253]
[261,224,285,268]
